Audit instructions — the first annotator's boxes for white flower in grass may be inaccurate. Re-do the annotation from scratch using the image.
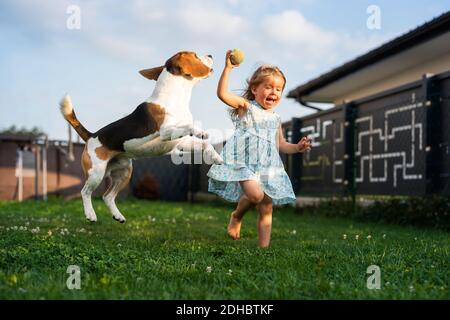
[6,227,10,231]
[19,226,24,230]
[355,235,359,240]
[342,234,347,240]
[329,281,335,288]
[414,237,418,241]
[382,234,386,239]
[30,227,40,234]
[367,235,372,240]
[291,230,297,235]
[47,230,52,236]
[409,285,415,292]
[227,269,233,276]
[206,266,212,273]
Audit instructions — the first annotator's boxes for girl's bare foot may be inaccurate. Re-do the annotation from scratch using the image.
[227,211,242,240]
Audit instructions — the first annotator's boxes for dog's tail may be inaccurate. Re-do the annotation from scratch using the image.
[59,95,92,142]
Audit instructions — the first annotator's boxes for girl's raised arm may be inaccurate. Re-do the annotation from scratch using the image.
[217,50,249,110]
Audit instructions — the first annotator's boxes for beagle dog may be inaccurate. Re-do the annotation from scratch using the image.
[59,51,223,223]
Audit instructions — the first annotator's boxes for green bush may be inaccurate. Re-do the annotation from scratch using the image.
[363,195,450,230]
[298,195,450,230]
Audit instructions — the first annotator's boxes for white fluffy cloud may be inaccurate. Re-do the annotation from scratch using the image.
[96,35,155,64]
[176,2,248,38]
[132,0,166,22]
[263,10,337,49]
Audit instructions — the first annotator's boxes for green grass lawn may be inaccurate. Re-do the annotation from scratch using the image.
[0,198,448,299]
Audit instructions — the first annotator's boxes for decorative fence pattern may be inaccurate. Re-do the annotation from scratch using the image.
[287,71,450,197]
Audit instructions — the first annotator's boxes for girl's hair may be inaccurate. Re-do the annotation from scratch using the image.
[229,64,286,120]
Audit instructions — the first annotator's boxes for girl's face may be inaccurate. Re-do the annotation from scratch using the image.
[251,75,285,110]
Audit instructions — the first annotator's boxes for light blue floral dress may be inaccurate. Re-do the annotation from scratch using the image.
[207,100,296,205]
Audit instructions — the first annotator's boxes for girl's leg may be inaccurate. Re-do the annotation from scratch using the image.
[228,195,253,240]
[256,193,273,248]
[227,180,264,240]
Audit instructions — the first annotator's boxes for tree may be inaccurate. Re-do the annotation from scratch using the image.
[0,125,46,137]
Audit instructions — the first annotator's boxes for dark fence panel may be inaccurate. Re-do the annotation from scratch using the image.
[196,163,211,195]
[279,121,293,186]
[131,155,189,201]
[291,107,346,195]
[353,83,426,195]
[438,74,450,195]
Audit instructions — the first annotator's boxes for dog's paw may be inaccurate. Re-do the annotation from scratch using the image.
[210,153,224,165]
[86,217,97,223]
[112,215,126,223]
[85,211,97,222]
[191,128,209,140]
[214,156,224,165]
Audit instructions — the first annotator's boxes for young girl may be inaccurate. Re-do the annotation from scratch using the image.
[207,50,312,248]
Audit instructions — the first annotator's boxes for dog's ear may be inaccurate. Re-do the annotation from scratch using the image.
[139,66,164,81]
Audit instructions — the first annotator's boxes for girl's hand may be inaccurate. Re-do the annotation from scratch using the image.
[296,136,312,153]
[225,50,238,69]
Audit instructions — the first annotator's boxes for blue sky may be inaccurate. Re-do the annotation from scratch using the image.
[1,0,449,143]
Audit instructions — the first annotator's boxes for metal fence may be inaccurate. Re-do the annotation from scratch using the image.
[286,71,450,197]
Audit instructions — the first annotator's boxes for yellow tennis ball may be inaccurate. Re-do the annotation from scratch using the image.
[230,49,244,65]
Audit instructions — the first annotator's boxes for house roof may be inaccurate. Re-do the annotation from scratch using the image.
[287,11,450,102]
